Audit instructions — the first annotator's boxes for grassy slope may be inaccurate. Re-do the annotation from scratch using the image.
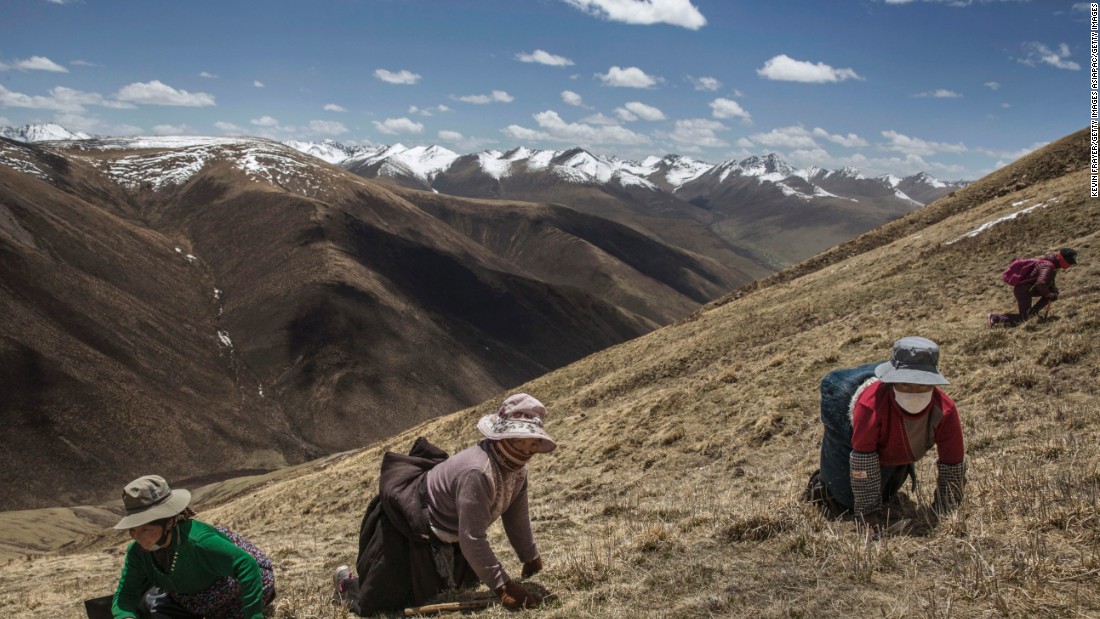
[1,129,1097,618]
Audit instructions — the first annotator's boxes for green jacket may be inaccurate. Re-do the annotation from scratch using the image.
[111,519,265,619]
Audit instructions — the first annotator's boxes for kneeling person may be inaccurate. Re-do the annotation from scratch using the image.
[336,393,555,614]
[810,337,966,528]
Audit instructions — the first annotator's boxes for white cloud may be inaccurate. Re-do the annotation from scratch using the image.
[506,109,651,145]
[253,80,265,88]
[10,56,69,73]
[618,101,665,121]
[437,130,495,150]
[516,49,575,66]
[0,116,9,126]
[756,54,862,83]
[307,120,348,136]
[251,116,279,127]
[374,69,422,84]
[750,126,818,150]
[71,60,99,67]
[580,113,621,125]
[881,130,967,156]
[984,81,1000,90]
[502,125,551,141]
[453,90,514,104]
[215,121,245,133]
[115,80,216,106]
[688,76,721,91]
[812,127,869,148]
[562,90,584,106]
[709,98,751,122]
[1019,42,1080,70]
[373,117,424,135]
[667,118,729,148]
[52,113,102,132]
[152,124,194,135]
[112,124,144,136]
[614,108,637,122]
[437,105,451,113]
[0,84,134,112]
[324,103,347,112]
[913,89,963,98]
[596,66,660,88]
[200,71,218,79]
[562,0,707,30]
[976,142,1045,160]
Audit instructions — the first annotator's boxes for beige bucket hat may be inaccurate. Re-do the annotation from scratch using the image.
[113,475,192,529]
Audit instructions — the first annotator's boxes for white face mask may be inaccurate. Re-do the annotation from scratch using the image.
[893,388,933,414]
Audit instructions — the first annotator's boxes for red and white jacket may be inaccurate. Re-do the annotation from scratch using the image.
[851,380,964,466]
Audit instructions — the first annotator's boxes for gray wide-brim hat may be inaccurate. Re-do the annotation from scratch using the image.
[477,393,557,453]
[113,475,192,529]
[875,336,950,385]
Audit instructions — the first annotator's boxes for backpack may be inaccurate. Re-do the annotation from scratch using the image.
[1001,258,1044,286]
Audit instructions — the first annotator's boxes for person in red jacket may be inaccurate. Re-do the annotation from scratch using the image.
[805,337,966,532]
[989,248,1077,327]
[850,337,966,530]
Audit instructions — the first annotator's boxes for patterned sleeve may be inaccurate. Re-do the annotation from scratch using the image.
[850,450,882,515]
[934,460,967,514]
[197,529,266,619]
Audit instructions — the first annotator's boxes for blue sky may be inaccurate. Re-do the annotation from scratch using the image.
[0,0,1087,179]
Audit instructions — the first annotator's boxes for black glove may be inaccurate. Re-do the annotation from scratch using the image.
[521,556,543,578]
[496,580,541,610]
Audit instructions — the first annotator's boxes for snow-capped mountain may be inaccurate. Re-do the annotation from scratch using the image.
[282,137,966,207]
[0,124,966,268]
[282,139,377,165]
[0,123,93,142]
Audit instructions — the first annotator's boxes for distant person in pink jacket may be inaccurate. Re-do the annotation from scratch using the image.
[333,393,556,614]
[989,248,1077,327]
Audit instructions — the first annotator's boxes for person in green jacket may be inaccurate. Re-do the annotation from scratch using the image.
[109,475,275,619]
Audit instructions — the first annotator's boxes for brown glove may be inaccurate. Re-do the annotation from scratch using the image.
[521,556,543,578]
[495,580,541,610]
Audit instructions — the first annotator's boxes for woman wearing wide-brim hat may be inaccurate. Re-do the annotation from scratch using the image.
[334,393,556,615]
[107,475,276,618]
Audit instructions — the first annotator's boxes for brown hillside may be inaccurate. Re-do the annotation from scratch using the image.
[1,127,1097,617]
[0,137,739,510]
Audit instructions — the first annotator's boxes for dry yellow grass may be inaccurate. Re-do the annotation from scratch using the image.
[1,129,1098,618]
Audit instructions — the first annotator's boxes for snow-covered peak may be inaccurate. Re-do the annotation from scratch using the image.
[878,174,903,188]
[283,139,374,164]
[650,154,713,189]
[910,171,946,188]
[836,166,865,180]
[0,123,93,143]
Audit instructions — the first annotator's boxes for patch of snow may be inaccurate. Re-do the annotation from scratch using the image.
[0,142,52,181]
[879,174,903,188]
[946,199,1059,245]
[217,330,233,348]
[525,150,556,171]
[893,188,922,206]
[614,171,657,190]
[478,151,512,180]
[776,182,813,201]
